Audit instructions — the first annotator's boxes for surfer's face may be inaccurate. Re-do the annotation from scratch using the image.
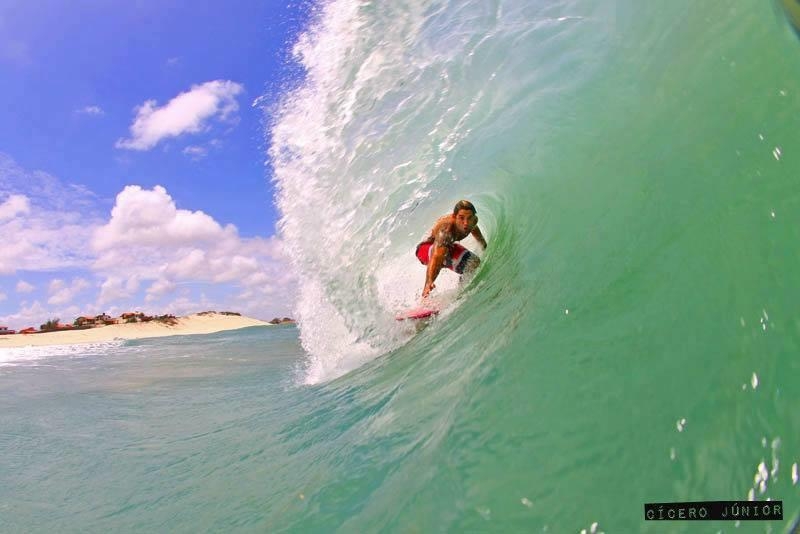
[454,209,477,234]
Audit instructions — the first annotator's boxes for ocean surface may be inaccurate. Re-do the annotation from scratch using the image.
[3,0,800,531]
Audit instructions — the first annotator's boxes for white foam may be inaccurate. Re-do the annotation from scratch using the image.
[270,0,493,383]
[0,340,126,367]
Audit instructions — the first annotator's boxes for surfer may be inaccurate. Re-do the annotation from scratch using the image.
[416,200,487,298]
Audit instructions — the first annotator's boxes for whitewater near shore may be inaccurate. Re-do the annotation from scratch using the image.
[0,313,272,348]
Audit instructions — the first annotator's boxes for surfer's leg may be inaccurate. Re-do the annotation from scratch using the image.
[457,254,479,291]
[415,242,432,265]
[452,245,479,275]
[461,254,480,275]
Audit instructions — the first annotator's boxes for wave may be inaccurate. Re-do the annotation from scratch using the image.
[0,340,128,368]
[269,0,606,383]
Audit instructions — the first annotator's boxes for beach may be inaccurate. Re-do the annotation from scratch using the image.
[0,313,272,348]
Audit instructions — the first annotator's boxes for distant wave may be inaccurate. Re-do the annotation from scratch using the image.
[0,340,128,367]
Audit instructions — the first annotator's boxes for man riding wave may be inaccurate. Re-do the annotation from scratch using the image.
[415,200,487,298]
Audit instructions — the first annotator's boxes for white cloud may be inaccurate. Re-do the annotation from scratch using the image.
[0,156,101,275]
[97,276,140,306]
[0,156,295,326]
[0,194,30,220]
[0,207,95,274]
[0,301,49,329]
[183,145,208,159]
[16,280,35,293]
[115,80,244,151]
[76,105,104,116]
[145,278,176,301]
[0,301,82,330]
[48,279,64,293]
[93,185,232,251]
[0,292,6,302]
[0,154,100,212]
[160,294,216,317]
[91,184,295,315]
[47,277,91,306]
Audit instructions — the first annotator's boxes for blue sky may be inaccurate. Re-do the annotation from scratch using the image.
[0,0,311,328]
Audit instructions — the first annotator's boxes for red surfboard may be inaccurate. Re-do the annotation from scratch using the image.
[395,307,439,321]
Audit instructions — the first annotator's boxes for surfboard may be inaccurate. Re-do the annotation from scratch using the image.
[396,306,439,321]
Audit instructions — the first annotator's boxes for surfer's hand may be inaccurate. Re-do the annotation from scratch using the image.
[422,282,435,298]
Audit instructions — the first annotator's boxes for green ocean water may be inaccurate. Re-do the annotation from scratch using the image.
[3,0,800,531]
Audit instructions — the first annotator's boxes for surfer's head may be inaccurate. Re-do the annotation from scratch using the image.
[453,200,476,216]
[453,200,478,234]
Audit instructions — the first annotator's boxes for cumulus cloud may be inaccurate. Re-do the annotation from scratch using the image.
[0,155,101,275]
[160,294,217,317]
[116,80,244,151]
[0,154,100,212]
[97,276,140,306]
[0,301,49,329]
[48,277,91,306]
[16,280,35,293]
[0,194,30,220]
[0,300,81,330]
[76,105,104,116]
[0,154,295,326]
[93,185,233,251]
[145,278,176,302]
[91,184,295,312]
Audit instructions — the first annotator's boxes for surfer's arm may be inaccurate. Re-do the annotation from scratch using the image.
[423,224,453,298]
[423,243,447,298]
[471,225,487,249]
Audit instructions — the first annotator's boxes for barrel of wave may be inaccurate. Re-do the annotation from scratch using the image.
[373,194,505,323]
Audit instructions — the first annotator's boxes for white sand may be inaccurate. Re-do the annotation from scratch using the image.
[0,313,272,348]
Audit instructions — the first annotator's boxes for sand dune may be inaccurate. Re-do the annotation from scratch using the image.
[0,313,272,348]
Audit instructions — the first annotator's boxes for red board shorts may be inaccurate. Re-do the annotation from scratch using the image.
[415,241,474,274]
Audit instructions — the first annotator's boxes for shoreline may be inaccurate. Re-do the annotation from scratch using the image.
[0,313,274,348]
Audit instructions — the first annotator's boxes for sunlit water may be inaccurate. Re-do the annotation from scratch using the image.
[2,0,800,531]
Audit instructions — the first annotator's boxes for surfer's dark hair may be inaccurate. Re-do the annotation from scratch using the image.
[453,200,476,215]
